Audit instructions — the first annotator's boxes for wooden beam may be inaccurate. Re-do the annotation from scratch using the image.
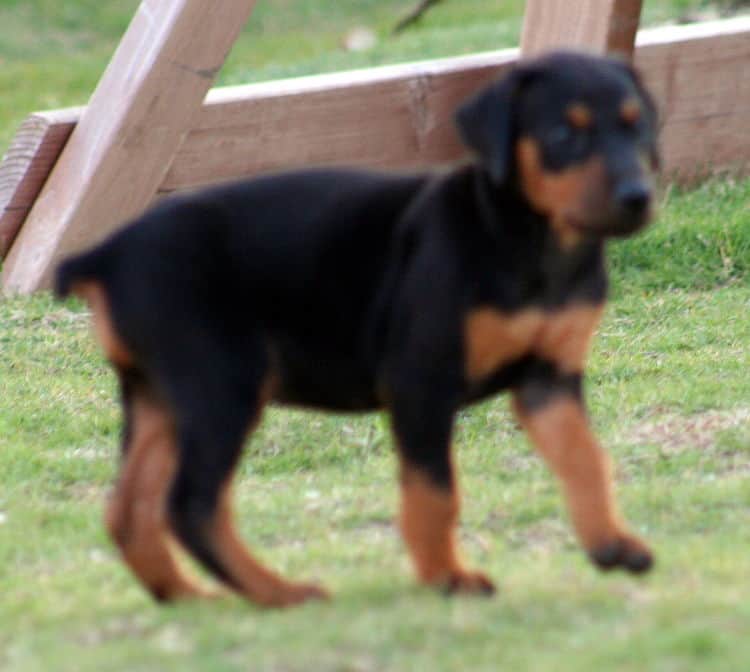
[1,0,257,295]
[521,0,643,56]
[0,108,80,257]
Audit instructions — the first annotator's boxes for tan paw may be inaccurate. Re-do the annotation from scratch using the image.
[272,581,331,608]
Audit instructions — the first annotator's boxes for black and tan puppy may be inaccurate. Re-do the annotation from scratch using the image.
[56,51,659,607]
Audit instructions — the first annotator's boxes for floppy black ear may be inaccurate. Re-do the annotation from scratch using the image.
[454,68,529,184]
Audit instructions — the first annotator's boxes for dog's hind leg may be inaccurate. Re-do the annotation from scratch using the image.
[105,372,215,601]
[162,346,328,608]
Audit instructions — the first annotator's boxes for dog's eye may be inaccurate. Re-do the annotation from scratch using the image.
[546,125,574,146]
[545,125,590,158]
[621,114,645,134]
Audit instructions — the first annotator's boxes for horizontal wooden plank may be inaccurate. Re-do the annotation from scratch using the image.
[161,50,516,191]
[0,108,80,256]
[2,17,749,262]
[634,16,750,180]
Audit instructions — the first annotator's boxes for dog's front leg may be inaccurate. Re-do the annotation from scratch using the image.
[511,367,653,573]
[389,375,495,595]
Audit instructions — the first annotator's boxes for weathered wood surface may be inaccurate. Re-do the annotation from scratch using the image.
[635,18,750,180]
[164,51,516,191]
[2,0,258,294]
[0,108,80,257]
[521,0,643,56]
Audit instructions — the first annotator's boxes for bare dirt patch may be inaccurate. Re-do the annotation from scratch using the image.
[624,407,750,452]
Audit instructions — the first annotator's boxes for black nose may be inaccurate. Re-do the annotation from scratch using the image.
[615,181,651,215]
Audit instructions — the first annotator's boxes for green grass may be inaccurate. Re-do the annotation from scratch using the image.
[3,2,750,670]
[610,179,750,294]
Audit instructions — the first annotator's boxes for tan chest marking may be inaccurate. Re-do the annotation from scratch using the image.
[535,304,604,373]
[464,308,545,381]
[464,304,604,381]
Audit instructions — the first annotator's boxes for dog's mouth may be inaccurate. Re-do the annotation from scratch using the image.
[566,208,652,239]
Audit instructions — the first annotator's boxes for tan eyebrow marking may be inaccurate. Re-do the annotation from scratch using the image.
[620,98,641,125]
[566,103,592,129]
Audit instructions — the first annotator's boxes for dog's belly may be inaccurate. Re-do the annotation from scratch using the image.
[272,347,381,412]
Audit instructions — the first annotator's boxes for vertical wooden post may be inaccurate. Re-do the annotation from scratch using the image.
[2,0,257,294]
[521,0,643,57]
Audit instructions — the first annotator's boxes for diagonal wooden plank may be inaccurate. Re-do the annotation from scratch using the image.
[0,108,81,257]
[521,0,643,56]
[2,0,257,294]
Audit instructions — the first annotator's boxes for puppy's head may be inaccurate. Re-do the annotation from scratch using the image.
[456,51,660,243]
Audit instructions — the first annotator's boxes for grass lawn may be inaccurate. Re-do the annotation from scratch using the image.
[2,178,750,671]
[2,1,750,671]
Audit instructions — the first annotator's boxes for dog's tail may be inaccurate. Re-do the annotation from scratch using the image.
[54,243,115,299]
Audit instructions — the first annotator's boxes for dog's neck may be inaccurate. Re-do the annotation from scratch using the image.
[470,164,607,306]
